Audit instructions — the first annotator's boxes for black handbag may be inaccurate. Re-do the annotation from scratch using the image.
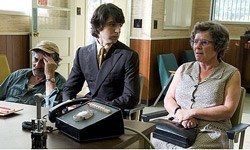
[152,118,198,148]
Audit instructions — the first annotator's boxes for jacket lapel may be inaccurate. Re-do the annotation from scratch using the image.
[87,43,99,75]
[92,43,123,96]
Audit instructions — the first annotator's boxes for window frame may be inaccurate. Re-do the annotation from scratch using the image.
[0,10,28,16]
[210,0,250,24]
[0,0,31,16]
[163,0,193,30]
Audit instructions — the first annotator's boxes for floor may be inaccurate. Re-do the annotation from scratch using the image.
[143,93,250,149]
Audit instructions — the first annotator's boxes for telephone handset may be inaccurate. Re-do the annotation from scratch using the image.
[48,98,91,123]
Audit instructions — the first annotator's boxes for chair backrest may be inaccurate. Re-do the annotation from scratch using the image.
[230,87,246,144]
[123,74,145,120]
[231,87,246,127]
[157,53,178,89]
[0,54,11,84]
[139,74,144,104]
[181,50,196,64]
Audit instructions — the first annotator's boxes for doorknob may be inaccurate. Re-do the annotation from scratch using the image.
[33,32,40,37]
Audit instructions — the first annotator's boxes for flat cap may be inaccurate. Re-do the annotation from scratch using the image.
[30,40,59,54]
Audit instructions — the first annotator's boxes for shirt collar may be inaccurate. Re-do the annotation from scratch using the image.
[96,39,112,54]
[25,70,34,79]
[188,61,224,83]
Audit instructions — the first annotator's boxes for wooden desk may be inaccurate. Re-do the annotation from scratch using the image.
[0,101,155,149]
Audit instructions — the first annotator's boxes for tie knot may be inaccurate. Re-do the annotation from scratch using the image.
[99,47,106,55]
[98,47,106,67]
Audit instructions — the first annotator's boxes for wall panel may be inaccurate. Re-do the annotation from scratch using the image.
[131,38,191,105]
[0,35,29,72]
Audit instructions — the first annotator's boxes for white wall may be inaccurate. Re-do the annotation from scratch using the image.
[75,0,85,50]
[74,0,130,49]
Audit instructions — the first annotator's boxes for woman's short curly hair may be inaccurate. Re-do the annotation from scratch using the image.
[190,21,230,61]
[90,3,125,38]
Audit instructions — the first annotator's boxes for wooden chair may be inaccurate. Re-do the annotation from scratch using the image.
[0,54,11,84]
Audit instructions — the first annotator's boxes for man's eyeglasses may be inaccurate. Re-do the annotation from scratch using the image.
[191,39,213,46]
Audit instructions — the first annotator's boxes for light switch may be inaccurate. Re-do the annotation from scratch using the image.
[77,7,81,15]
[134,19,142,28]
[154,20,158,29]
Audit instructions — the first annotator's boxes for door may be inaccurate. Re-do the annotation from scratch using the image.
[30,0,75,79]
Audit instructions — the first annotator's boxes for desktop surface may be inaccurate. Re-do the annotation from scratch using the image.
[0,101,155,149]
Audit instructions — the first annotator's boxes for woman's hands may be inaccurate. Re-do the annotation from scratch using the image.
[181,118,198,128]
[174,108,198,128]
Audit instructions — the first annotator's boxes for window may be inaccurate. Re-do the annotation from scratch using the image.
[85,0,113,45]
[211,0,250,23]
[164,0,193,29]
[0,0,31,15]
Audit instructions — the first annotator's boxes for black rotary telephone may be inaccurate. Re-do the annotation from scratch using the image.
[48,98,124,142]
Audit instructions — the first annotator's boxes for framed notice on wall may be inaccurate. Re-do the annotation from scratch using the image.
[38,0,47,6]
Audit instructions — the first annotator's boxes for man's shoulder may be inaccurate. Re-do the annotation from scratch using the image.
[76,43,96,55]
[55,72,66,81]
[79,43,96,50]
[6,68,31,80]
[113,41,138,54]
[12,68,32,75]
[115,41,130,49]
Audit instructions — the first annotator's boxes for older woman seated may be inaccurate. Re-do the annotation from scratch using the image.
[152,21,241,149]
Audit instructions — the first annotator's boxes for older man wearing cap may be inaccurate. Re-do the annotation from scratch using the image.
[0,40,66,108]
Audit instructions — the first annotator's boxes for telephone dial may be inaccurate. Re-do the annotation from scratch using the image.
[48,98,124,142]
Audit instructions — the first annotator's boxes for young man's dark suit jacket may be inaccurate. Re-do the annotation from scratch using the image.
[63,41,140,110]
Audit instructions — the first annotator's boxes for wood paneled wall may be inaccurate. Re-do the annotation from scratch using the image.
[0,35,30,72]
[224,39,240,68]
[131,38,240,106]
